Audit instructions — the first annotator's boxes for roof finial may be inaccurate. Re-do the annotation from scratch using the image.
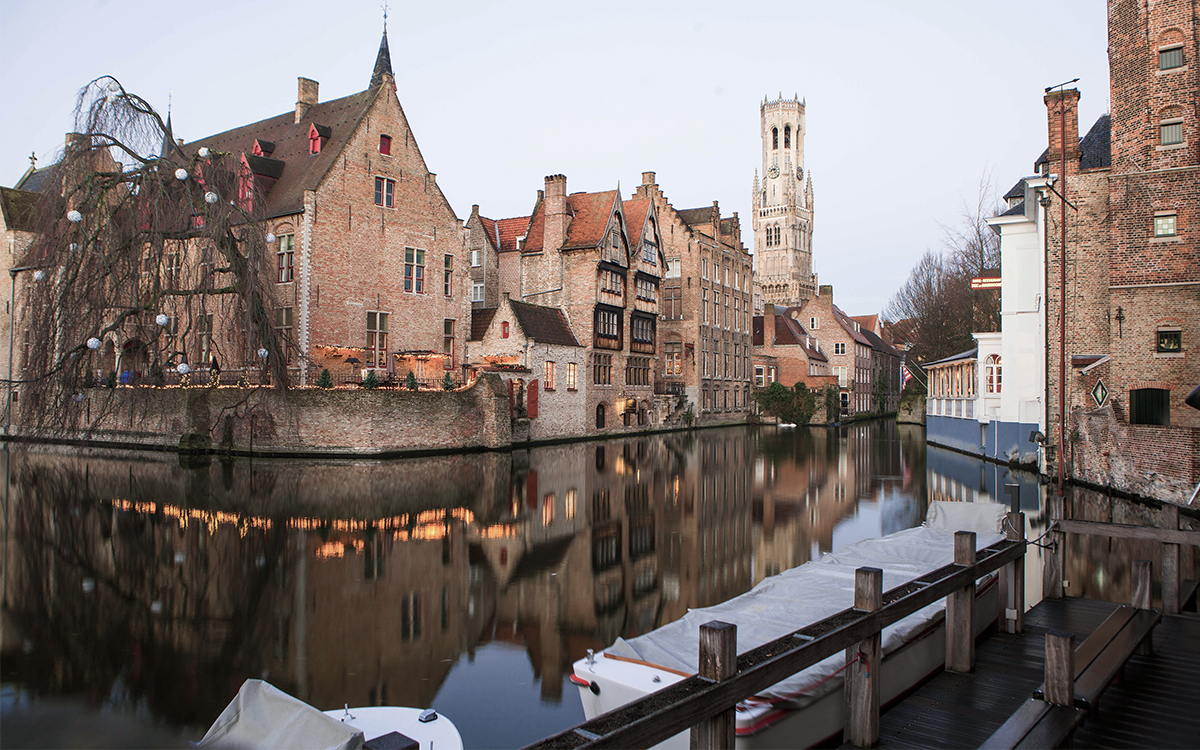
[381,1,388,32]
[29,152,37,168]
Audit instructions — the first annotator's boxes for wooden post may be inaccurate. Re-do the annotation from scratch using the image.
[947,531,976,673]
[1131,559,1153,656]
[1043,494,1065,599]
[1161,504,1180,615]
[692,621,736,750]
[1004,511,1026,634]
[845,567,882,748]
[1044,630,1075,706]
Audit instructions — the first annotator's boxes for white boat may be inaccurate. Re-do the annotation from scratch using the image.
[199,679,463,750]
[777,423,797,428]
[571,501,1007,749]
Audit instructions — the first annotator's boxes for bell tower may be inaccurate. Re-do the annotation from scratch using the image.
[753,94,816,309]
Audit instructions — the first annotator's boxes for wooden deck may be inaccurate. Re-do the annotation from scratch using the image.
[873,598,1200,749]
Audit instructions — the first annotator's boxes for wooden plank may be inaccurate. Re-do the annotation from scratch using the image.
[1044,630,1075,706]
[525,539,1026,750]
[1044,496,1064,599]
[978,699,1052,750]
[1014,705,1086,750]
[947,531,976,672]
[1074,609,1161,709]
[1056,518,1200,545]
[1162,505,1180,615]
[1004,512,1026,634]
[1072,606,1136,675]
[692,622,736,750]
[846,567,882,748]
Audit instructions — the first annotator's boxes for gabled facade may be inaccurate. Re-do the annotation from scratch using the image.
[797,286,873,418]
[751,304,835,396]
[174,30,469,385]
[512,174,666,432]
[632,172,754,423]
[464,206,529,310]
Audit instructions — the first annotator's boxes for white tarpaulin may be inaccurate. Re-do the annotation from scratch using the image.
[198,679,364,750]
[605,502,1005,704]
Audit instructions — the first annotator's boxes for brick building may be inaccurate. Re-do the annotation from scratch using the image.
[631,172,754,423]
[171,30,470,385]
[796,286,874,419]
[1035,0,1200,503]
[751,304,834,395]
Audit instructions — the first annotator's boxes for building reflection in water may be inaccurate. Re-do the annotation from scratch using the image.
[2,424,1182,746]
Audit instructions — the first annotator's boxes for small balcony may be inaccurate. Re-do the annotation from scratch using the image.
[655,380,685,396]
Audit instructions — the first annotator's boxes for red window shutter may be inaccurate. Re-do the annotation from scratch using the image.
[526,470,538,509]
[380,135,391,155]
[528,379,539,419]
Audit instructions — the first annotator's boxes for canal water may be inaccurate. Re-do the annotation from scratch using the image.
[0,422,1174,748]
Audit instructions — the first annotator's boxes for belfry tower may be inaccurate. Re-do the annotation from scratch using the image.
[752,94,816,309]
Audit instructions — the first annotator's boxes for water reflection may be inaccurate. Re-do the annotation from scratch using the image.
[1,423,1185,748]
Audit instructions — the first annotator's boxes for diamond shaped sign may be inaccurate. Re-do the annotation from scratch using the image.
[1092,379,1108,407]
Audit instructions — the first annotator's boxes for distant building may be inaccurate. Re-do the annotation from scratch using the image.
[751,304,835,404]
[796,286,873,419]
[752,95,817,310]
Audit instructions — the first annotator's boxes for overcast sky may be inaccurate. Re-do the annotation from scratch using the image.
[1,1,1109,317]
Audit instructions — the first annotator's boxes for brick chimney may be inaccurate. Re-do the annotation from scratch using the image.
[543,174,568,252]
[1044,89,1080,166]
[296,77,319,124]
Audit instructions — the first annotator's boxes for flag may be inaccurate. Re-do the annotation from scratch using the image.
[901,365,912,389]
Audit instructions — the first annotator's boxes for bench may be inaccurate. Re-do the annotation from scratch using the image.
[981,602,1160,749]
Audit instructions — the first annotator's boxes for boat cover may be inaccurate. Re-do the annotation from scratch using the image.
[198,679,364,750]
[605,501,1006,704]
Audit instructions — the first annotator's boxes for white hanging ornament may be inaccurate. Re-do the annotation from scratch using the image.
[69,243,79,252]
[32,270,45,282]
[205,191,219,204]
[257,348,269,359]
[86,337,101,350]
[177,363,190,375]
[265,233,276,244]
[67,210,82,223]
[156,314,169,326]
[175,168,188,181]
[198,147,210,158]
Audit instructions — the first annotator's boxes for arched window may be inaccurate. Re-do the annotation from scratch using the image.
[772,127,778,150]
[985,355,1002,394]
[784,124,791,149]
[773,226,781,246]
[596,403,606,428]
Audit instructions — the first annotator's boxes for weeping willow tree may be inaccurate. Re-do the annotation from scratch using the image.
[15,76,291,436]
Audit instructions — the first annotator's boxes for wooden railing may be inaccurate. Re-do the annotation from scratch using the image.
[525,517,1028,750]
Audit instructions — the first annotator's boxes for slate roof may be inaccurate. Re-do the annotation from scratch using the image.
[509,300,581,346]
[0,187,44,232]
[1000,201,1026,217]
[831,304,871,346]
[14,166,57,194]
[1003,180,1026,201]
[677,207,713,226]
[469,308,497,342]
[179,88,379,219]
[1034,114,1111,171]
[861,328,899,357]
[369,29,394,89]
[924,348,978,367]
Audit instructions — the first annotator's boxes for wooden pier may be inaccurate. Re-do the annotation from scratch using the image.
[875,597,1200,748]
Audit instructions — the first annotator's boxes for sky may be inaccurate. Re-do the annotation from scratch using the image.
[0,1,1110,317]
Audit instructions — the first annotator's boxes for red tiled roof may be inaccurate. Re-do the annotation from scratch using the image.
[623,197,650,244]
[495,216,530,253]
[562,190,619,251]
[851,314,879,335]
[479,217,499,251]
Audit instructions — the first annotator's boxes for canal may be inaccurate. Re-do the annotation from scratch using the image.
[0,422,1174,748]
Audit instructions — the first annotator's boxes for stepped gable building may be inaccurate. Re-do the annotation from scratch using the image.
[753,95,817,310]
[175,29,469,385]
[1037,0,1199,501]
[632,172,754,422]
[475,174,667,433]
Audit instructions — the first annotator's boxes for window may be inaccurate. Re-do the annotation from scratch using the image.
[985,354,1002,394]
[501,321,509,338]
[472,282,484,302]
[471,248,481,267]
[664,342,682,377]
[404,248,425,293]
[631,315,655,352]
[367,312,389,367]
[784,124,791,149]
[277,234,294,283]
[835,366,848,387]
[379,134,392,155]
[545,361,556,390]
[625,356,651,386]
[1161,120,1184,146]
[566,362,577,390]
[702,258,709,279]
[635,277,657,302]
[1130,387,1170,426]
[1157,328,1182,353]
[597,309,619,339]
[773,226,781,246]
[810,317,819,329]
[702,289,709,323]
[600,269,623,295]
[443,319,455,368]
[443,254,453,296]
[375,177,395,208]
[772,127,778,150]
[596,403,606,428]
[642,239,657,264]
[666,258,680,278]
[1154,214,1177,237]
[834,342,846,355]
[309,128,322,155]
[276,307,293,362]
[755,365,765,387]
[1159,46,1184,70]
[593,353,612,385]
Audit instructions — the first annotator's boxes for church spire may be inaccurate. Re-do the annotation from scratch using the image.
[160,103,174,158]
[370,11,393,88]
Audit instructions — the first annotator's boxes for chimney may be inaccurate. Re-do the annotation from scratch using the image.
[543,174,568,252]
[765,304,776,346]
[296,77,319,124]
[711,201,721,236]
[1044,88,1080,167]
[819,284,833,302]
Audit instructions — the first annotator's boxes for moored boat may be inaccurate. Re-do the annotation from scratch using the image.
[571,501,1007,749]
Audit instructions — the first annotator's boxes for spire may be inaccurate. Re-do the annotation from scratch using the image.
[160,109,174,158]
[370,19,393,88]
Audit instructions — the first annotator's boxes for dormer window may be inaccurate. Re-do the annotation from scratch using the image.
[308,123,330,154]
[252,139,275,157]
[379,135,392,155]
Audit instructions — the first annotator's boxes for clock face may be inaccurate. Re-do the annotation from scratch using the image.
[767,165,779,178]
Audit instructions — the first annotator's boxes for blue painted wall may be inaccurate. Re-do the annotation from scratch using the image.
[926,415,982,455]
